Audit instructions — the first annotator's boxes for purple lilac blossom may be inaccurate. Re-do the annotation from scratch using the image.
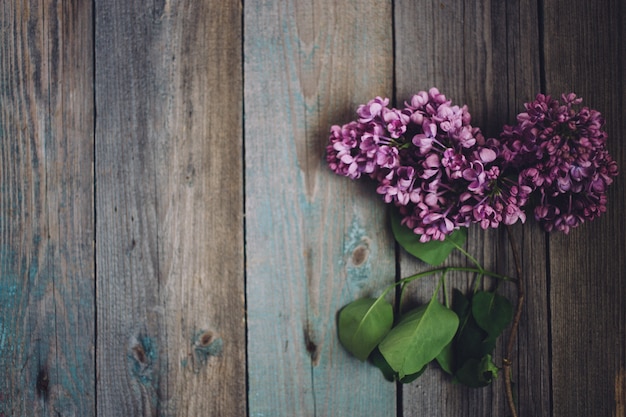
[499,93,619,233]
[326,88,530,241]
[326,90,617,240]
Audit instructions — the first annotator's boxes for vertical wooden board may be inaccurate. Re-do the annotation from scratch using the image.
[244,1,396,416]
[95,1,245,416]
[395,0,548,415]
[543,0,626,415]
[0,1,95,416]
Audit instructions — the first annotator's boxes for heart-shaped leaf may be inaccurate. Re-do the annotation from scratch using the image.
[471,291,514,338]
[338,297,394,361]
[379,296,459,378]
[390,208,467,266]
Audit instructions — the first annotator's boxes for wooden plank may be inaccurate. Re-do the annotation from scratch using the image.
[95,1,245,416]
[0,0,95,415]
[395,1,549,415]
[543,0,626,415]
[244,1,396,416]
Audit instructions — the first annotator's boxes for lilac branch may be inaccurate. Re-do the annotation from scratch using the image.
[503,225,525,417]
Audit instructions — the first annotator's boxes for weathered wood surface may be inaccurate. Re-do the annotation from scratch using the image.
[95,0,245,416]
[0,1,95,416]
[395,1,550,416]
[244,1,397,416]
[544,1,626,416]
[0,0,624,416]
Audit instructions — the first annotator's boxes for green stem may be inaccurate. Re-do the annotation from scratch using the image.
[383,266,514,299]
[445,234,489,295]
[449,237,484,273]
[503,225,525,417]
[472,272,485,295]
[433,273,445,298]
[441,271,450,309]
[399,281,410,309]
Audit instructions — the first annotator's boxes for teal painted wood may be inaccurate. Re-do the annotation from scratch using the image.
[394,1,549,415]
[0,1,95,416]
[95,1,245,416]
[244,1,397,416]
[543,0,626,415]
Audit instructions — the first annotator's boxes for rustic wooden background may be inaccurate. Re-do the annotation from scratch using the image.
[1,0,624,416]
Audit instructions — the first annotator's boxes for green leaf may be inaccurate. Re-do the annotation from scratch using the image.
[448,290,476,370]
[471,291,514,338]
[451,289,471,329]
[378,296,459,378]
[435,341,455,375]
[399,365,428,384]
[455,315,492,363]
[338,297,394,361]
[439,291,508,383]
[447,290,496,372]
[454,354,499,388]
[370,348,427,383]
[390,208,467,266]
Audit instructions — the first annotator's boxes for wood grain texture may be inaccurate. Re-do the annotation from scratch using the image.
[1,1,624,416]
[543,0,626,416]
[394,0,548,415]
[244,1,396,416]
[95,1,245,416]
[0,0,95,416]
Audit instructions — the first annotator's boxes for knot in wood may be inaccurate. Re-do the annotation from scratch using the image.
[351,244,369,266]
[198,330,216,347]
[194,330,223,361]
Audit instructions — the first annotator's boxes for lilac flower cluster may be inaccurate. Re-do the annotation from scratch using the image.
[327,89,529,241]
[499,93,619,233]
[327,89,618,241]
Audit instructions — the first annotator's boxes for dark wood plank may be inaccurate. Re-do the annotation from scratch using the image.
[395,1,549,415]
[0,0,95,415]
[543,0,626,415]
[244,1,397,415]
[95,1,245,415]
